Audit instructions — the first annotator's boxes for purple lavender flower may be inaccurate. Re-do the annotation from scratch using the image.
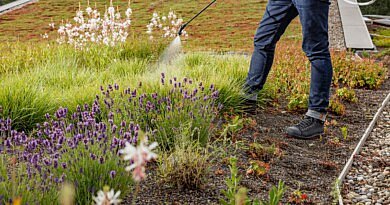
[53,159,58,169]
[112,125,117,134]
[210,84,215,91]
[84,104,89,111]
[212,91,219,99]
[110,170,116,179]
[90,153,97,160]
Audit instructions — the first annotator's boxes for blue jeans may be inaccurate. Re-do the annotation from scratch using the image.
[245,0,333,117]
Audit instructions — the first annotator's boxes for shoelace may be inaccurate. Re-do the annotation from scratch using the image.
[296,117,314,130]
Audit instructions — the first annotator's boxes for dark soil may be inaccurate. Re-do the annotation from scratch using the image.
[126,74,390,205]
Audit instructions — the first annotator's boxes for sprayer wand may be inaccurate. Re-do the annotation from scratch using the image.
[178,0,217,36]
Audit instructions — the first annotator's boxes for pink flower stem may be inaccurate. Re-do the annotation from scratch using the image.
[132,182,140,205]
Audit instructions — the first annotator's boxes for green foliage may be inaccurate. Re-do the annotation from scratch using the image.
[55,143,131,205]
[340,126,348,140]
[157,125,211,189]
[258,180,286,205]
[331,179,341,205]
[181,53,249,113]
[372,28,390,48]
[287,94,309,111]
[332,52,387,89]
[249,143,281,162]
[0,0,15,6]
[0,41,161,132]
[336,87,358,103]
[220,157,285,205]
[0,45,253,133]
[0,83,54,131]
[221,116,244,140]
[220,157,242,205]
[329,97,346,116]
[360,0,390,15]
[0,155,56,204]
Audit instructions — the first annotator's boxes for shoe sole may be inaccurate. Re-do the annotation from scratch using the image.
[286,132,324,140]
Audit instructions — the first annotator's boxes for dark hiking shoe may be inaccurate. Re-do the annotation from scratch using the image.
[286,116,324,139]
[241,93,258,114]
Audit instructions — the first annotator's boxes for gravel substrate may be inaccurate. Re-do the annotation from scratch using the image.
[342,104,390,205]
[329,0,346,50]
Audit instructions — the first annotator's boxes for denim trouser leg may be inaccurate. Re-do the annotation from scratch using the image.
[245,0,333,121]
[294,0,333,118]
[245,1,298,94]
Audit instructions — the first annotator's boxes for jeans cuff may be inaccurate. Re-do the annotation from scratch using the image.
[306,109,326,121]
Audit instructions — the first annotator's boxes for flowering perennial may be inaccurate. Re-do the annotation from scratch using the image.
[147,11,187,40]
[0,76,220,203]
[56,0,132,49]
[119,138,158,182]
[93,186,121,205]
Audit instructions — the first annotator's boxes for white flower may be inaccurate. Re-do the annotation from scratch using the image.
[58,26,65,34]
[86,7,93,15]
[115,12,121,20]
[168,11,174,19]
[93,189,121,205]
[42,33,49,39]
[119,138,158,182]
[76,10,83,18]
[54,3,132,49]
[125,8,132,18]
[147,10,187,40]
[108,7,115,17]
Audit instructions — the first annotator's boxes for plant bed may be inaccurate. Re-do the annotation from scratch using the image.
[126,74,390,204]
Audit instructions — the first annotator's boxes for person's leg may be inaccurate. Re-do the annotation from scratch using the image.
[244,0,298,97]
[287,0,332,139]
[297,0,333,120]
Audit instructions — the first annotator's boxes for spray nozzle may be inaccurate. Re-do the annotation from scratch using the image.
[178,23,188,36]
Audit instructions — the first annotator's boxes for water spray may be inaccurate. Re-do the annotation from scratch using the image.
[178,0,217,36]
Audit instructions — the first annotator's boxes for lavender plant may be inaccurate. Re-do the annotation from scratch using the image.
[0,104,132,204]
[99,74,220,149]
[0,76,220,204]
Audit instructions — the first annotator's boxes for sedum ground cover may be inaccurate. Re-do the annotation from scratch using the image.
[0,0,300,51]
[0,0,388,204]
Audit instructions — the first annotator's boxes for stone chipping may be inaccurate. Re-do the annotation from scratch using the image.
[329,0,346,50]
[342,105,390,205]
